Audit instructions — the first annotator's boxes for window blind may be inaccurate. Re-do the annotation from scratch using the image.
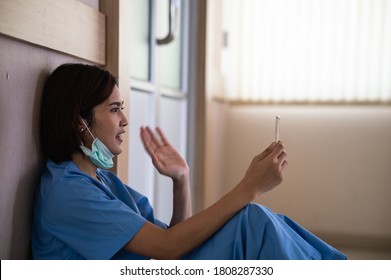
[221,0,391,103]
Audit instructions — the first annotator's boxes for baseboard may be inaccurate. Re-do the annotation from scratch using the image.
[314,231,391,252]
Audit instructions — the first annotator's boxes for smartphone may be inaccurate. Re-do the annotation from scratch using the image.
[275,116,280,142]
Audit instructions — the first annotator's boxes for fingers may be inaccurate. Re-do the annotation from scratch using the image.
[272,141,288,169]
[139,126,156,156]
[155,127,170,146]
[140,126,168,154]
[145,126,163,146]
[255,142,277,161]
[255,141,288,169]
[281,158,288,171]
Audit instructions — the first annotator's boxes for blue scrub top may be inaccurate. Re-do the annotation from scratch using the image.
[32,160,167,260]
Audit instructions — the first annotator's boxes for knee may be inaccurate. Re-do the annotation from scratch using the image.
[242,203,274,221]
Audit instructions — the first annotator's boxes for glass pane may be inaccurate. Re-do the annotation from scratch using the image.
[128,90,155,200]
[154,97,187,222]
[157,0,182,90]
[130,0,150,81]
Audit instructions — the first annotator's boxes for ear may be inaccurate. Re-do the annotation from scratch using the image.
[78,117,87,133]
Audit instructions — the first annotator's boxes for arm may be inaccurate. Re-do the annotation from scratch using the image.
[125,181,252,259]
[139,127,191,226]
[171,172,192,226]
[127,127,287,259]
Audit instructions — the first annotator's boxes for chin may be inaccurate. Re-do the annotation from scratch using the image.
[112,147,123,156]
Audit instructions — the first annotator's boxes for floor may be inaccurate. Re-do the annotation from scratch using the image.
[337,247,391,260]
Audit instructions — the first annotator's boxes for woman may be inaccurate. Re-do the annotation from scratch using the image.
[32,63,346,260]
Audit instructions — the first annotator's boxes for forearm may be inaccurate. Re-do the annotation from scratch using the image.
[170,173,192,227]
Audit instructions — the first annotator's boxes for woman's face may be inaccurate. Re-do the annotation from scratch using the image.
[89,86,128,156]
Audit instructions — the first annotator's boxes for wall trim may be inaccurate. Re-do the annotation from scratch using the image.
[99,0,132,182]
[314,231,391,252]
[0,0,105,65]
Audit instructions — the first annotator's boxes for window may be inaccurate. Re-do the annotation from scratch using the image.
[221,0,391,104]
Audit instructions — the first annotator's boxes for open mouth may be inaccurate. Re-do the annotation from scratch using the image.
[116,132,125,142]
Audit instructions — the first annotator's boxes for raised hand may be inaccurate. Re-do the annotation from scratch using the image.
[140,126,189,181]
[240,141,288,196]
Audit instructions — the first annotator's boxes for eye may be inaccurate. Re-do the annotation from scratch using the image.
[111,106,125,113]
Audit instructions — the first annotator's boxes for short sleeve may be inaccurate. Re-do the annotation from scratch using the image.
[43,177,147,260]
[125,186,169,229]
[98,170,168,229]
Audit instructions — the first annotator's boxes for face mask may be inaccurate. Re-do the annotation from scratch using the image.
[79,118,114,169]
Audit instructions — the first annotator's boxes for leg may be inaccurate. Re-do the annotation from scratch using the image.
[183,204,346,260]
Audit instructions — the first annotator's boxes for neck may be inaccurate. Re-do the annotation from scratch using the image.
[72,152,98,179]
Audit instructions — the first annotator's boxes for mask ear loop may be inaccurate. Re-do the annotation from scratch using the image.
[79,118,97,150]
[80,118,96,140]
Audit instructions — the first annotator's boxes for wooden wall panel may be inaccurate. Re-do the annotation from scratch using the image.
[0,34,88,259]
[0,0,102,259]
[0,0,105,65]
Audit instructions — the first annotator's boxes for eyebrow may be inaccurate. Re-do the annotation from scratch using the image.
[108,101,124,107]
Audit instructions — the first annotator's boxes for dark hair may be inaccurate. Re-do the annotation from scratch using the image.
[40,63,117,163]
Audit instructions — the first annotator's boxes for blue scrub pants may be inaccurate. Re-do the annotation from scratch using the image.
[183,204,347,260]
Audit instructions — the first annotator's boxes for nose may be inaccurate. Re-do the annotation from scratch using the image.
[120,111,128,127]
